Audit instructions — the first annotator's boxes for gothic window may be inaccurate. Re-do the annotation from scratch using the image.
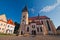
[37,27,39,32]
[41,21,43,24]
[27,27,29,32]
[46,21,51,31]
[40,27,42,32]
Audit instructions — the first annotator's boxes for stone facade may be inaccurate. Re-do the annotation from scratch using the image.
[20,6,57,35]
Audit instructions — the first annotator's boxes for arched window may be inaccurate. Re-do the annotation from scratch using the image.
[46,21,51,31]
[27,27,29,32]
[21,31,23,35]
[40,27,42,32]
[37,27,39,32]
[41,21,43,24]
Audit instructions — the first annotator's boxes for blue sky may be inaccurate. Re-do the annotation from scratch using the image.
[0,0,60,28]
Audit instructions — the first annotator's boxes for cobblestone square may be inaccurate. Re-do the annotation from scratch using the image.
[0,35,60,40]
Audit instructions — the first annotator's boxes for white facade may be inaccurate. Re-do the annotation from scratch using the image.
[6,24,15,34]
[0,21,15,34]
[0,21,7,33]
[0,14,15,34]
[0,14,7,33]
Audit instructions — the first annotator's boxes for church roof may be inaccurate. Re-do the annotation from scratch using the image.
[29,16,50,20]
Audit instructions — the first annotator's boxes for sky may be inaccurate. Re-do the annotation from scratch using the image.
[0,0,60,28]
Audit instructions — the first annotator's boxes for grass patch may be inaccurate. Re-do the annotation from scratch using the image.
[0,33,15,36]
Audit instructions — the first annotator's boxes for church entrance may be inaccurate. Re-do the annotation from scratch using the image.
[21,31,23,35]
[31,30,36,35]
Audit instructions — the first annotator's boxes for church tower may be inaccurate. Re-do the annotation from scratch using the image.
[20,6,28,35]
[22,6,28,25]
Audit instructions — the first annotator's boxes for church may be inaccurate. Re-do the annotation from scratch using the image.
[19,6,57,35]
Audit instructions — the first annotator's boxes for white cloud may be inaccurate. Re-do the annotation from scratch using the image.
[30,8,35,14]
[39,0,60,13]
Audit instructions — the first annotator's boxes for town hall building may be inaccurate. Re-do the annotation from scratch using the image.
[19,6,57,35]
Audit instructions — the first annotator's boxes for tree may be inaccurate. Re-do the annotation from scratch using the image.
[57,26,60,30]
[14,22,20,34]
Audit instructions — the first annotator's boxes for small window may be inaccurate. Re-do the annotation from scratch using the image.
[8,25,9,27]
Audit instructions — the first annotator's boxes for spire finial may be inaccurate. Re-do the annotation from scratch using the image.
[38,13,40,19]
[22,5,28,12]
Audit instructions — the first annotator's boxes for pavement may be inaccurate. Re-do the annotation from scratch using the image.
[0,35,60,40]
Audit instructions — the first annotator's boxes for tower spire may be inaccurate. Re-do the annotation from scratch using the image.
[22,5,28,12]
[38,13,40,19]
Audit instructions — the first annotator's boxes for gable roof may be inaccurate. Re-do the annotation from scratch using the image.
[0,14,7,22]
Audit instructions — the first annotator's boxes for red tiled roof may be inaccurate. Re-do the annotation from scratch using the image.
[29,16,50,20]
[7,19,15,26]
